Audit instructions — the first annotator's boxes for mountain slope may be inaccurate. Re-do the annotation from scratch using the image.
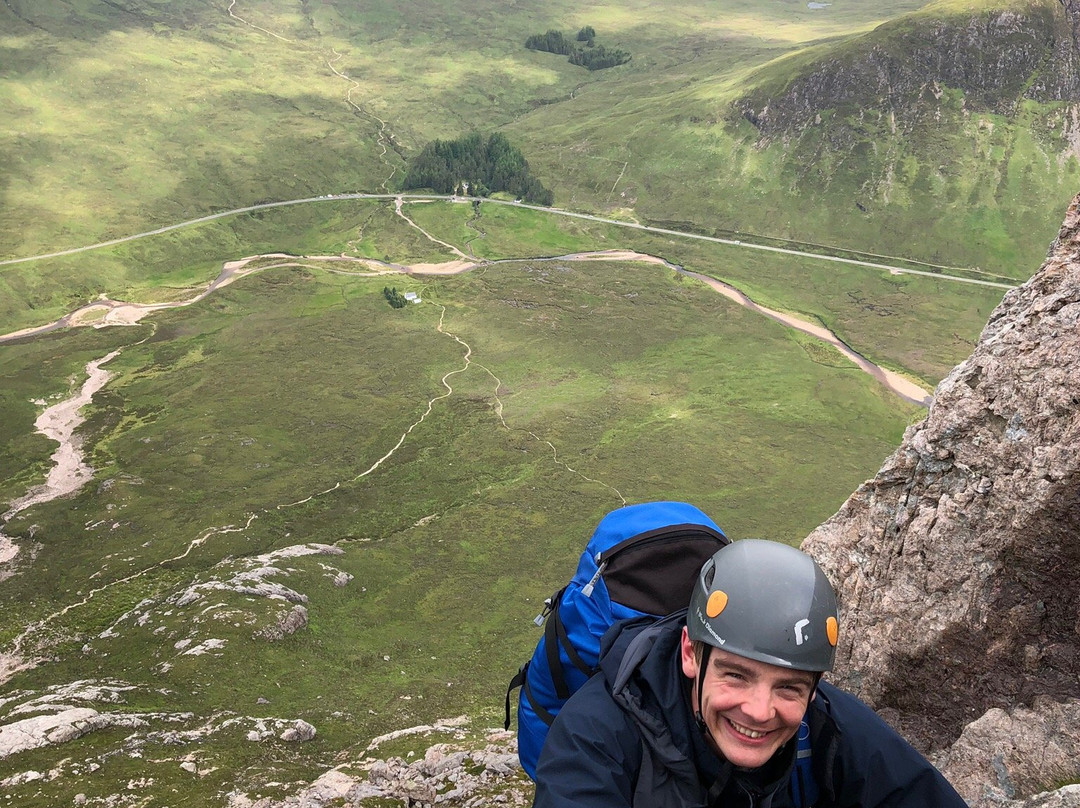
[510,0,1079,276]
[736,0,1080,129]
[723,0,1080,272]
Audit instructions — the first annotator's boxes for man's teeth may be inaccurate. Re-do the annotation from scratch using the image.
[728,720,766,739]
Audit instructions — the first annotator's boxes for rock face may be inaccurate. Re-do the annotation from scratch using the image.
[935,698,1080,804]
[803,193,1080,805]
[737,0,1080,136]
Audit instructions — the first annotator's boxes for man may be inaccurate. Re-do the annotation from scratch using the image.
[533,539,967,807]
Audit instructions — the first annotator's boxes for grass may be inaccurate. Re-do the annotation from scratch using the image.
[0,259,918,804]
[503,0,1076,276]
[2,194,1003,386]
[5,0,1065,330]
[0,0,1071,802]
[396,200,1005,386]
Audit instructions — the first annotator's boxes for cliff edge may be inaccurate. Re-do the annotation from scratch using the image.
[736,0,1080,136]
[804,192,1080,806]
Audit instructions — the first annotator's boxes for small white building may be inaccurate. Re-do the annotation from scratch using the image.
[404,291,421,303]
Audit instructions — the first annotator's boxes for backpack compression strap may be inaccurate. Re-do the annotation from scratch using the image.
[504,663,527,730]
[545,597,596,699]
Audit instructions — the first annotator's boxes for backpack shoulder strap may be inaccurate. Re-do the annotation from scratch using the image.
[791,710,820,806]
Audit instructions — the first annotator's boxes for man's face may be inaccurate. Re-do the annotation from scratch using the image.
[680,627,814,770]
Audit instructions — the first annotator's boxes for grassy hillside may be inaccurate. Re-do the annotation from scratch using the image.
[6,0,1052,336]
[0,259,919,805]
[0,0,1071,802]
[0,0,931,258]
[507,0,1079,277]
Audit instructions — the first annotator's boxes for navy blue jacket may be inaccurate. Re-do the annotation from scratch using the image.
[533,614,968,808]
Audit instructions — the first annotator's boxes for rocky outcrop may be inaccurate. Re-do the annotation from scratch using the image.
[803,193,1080,805]
[172,543,346,608]
[226,721,531,808]
[737,0,1080,136]
[0,708,141,760]
[254,605,309,641]
[936,698,1080,804]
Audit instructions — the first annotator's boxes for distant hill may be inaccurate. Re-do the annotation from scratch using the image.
[716,0,1080,271]
[735,0,1080,132]
[508,0,1080,276]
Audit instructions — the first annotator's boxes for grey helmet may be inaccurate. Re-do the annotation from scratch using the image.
[687,539,839,672]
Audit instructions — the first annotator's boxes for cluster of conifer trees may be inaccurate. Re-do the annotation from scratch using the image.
[524,29,575,55]
[383,286,407,308]
[524,25,630,70]
[401,132,554,205]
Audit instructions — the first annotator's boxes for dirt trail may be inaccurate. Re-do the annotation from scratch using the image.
[679,270,933,406]
[0,248,933,404]
[395,197,471,260]
[226,0,294,43]
[403,249,933,405]
[0,254,392,342]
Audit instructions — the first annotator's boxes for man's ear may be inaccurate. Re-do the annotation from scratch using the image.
[680,626,698,680]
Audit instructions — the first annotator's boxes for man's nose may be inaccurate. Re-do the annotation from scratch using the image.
[740,684,775,724]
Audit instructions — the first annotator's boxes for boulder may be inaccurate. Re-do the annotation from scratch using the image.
[255,605,309,641]
[279,719,316,743]
[935,697,1080,805]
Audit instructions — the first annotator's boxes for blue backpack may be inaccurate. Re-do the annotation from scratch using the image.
[505,502,728,775]
[505,501,820,806]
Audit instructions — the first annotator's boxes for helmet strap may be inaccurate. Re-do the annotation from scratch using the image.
[694,644,712,735]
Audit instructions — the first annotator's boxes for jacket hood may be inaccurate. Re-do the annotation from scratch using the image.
[601,611,702,778]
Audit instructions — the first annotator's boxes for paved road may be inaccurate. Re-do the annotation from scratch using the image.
[0,194,1016,291]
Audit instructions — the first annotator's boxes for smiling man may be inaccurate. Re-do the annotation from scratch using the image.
[532,540,967,807]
